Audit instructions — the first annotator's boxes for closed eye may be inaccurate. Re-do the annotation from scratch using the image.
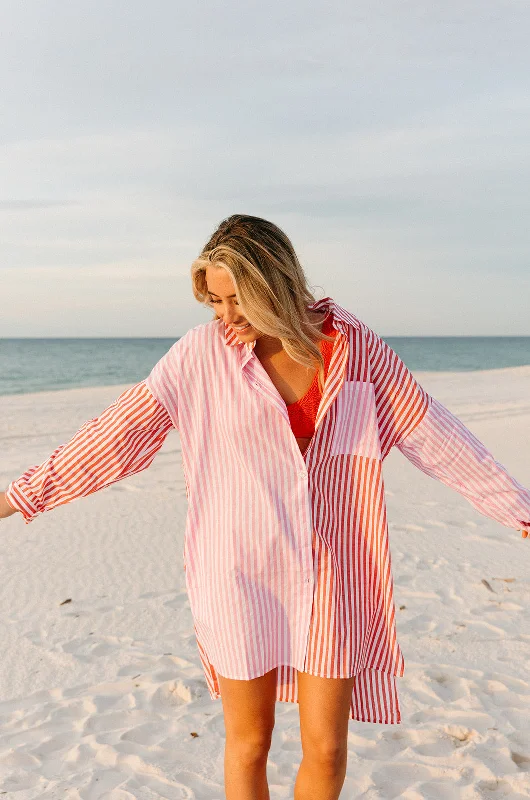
[208,297,239,305]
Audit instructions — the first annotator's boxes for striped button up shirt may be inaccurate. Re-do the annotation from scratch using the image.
[6,297,530,724]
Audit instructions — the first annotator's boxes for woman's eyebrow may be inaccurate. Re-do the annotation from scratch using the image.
[208,291,237,298]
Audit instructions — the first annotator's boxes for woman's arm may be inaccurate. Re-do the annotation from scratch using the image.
[3,380,174,525]
[366,325,530,531]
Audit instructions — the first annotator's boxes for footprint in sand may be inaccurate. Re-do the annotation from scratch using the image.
[393,523,427,532]
[151,678,207,709]
[423,670,470,703]
[371,762,436,796]
[410,555,447,570]
[453,619,506,640]
[510,750,530,771]
[0,678,221,799]
[477,777,527,797]
[424,519,448,529]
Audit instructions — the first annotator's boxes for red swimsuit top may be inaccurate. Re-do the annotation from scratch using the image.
[286,313,337,438]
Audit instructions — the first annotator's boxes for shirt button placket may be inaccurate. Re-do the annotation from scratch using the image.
[299,468,311,583]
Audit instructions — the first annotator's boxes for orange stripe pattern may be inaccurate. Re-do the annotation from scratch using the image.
[6,382,173,521]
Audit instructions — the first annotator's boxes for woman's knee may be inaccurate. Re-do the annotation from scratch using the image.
[218,667,277,757]
[297,670,353,769]
[302,735,347,769]
[226,728,274,765]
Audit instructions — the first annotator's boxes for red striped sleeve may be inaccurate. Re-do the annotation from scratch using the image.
[5,381,174,525]
[366,326,431,459]
[397,396,530,531]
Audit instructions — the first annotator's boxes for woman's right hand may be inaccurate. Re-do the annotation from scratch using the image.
[0,492,19,519]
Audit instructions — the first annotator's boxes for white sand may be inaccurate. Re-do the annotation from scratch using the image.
[1,366,530,799]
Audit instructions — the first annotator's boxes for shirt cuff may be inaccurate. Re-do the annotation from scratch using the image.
[5,480,41,525]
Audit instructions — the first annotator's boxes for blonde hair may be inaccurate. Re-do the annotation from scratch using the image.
[190,214,335,392]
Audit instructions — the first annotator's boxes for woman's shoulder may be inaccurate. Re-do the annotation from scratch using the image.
[315,298,365,337]
[165,318,222,354]
[146,320,219,378]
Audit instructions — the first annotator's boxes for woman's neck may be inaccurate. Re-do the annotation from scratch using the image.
[254,311,327,360]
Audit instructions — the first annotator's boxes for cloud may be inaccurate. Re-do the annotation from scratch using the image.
[1,0,529,334]
[0,200,80,209]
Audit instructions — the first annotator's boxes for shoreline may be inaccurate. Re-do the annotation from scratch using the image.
[1,362,530,402]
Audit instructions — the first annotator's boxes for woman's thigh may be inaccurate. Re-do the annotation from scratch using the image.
[296,671,355,756]
[217,667,278,742]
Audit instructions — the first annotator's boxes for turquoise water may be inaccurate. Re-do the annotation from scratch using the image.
[1,336,529,397]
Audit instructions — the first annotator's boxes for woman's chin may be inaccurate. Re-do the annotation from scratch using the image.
[233,324,255,337]
[224,320,262,341]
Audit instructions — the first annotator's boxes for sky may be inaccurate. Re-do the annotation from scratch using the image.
[1,0,529,337]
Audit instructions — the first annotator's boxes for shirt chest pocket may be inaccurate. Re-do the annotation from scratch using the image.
[330,380,381,459]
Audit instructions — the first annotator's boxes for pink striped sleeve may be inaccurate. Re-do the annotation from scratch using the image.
[5,381,174,525]
[396,396,530,531]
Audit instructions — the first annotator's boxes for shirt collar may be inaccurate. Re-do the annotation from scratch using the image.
[222,296,348,349]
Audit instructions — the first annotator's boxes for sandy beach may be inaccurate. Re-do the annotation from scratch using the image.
[1,365,530,799]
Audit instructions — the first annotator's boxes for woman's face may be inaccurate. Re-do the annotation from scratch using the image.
[205,265,265,343]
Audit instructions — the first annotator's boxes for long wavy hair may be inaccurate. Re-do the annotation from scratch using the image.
[190,214,335,392]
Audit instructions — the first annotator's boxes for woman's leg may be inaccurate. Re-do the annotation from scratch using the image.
[294,670,355,800]
[217,666,278,800]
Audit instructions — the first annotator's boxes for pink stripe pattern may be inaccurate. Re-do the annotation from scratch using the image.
[396,396,530,530]
[6,297,530,725]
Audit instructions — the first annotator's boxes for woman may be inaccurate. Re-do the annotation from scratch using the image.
[1,213,529,800]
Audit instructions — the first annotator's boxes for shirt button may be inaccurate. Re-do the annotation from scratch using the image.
[299,469,307,478]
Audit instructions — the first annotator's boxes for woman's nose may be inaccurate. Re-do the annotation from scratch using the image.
[224,309,241,324]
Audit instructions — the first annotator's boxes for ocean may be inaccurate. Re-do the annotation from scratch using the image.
[1,336,529,397]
